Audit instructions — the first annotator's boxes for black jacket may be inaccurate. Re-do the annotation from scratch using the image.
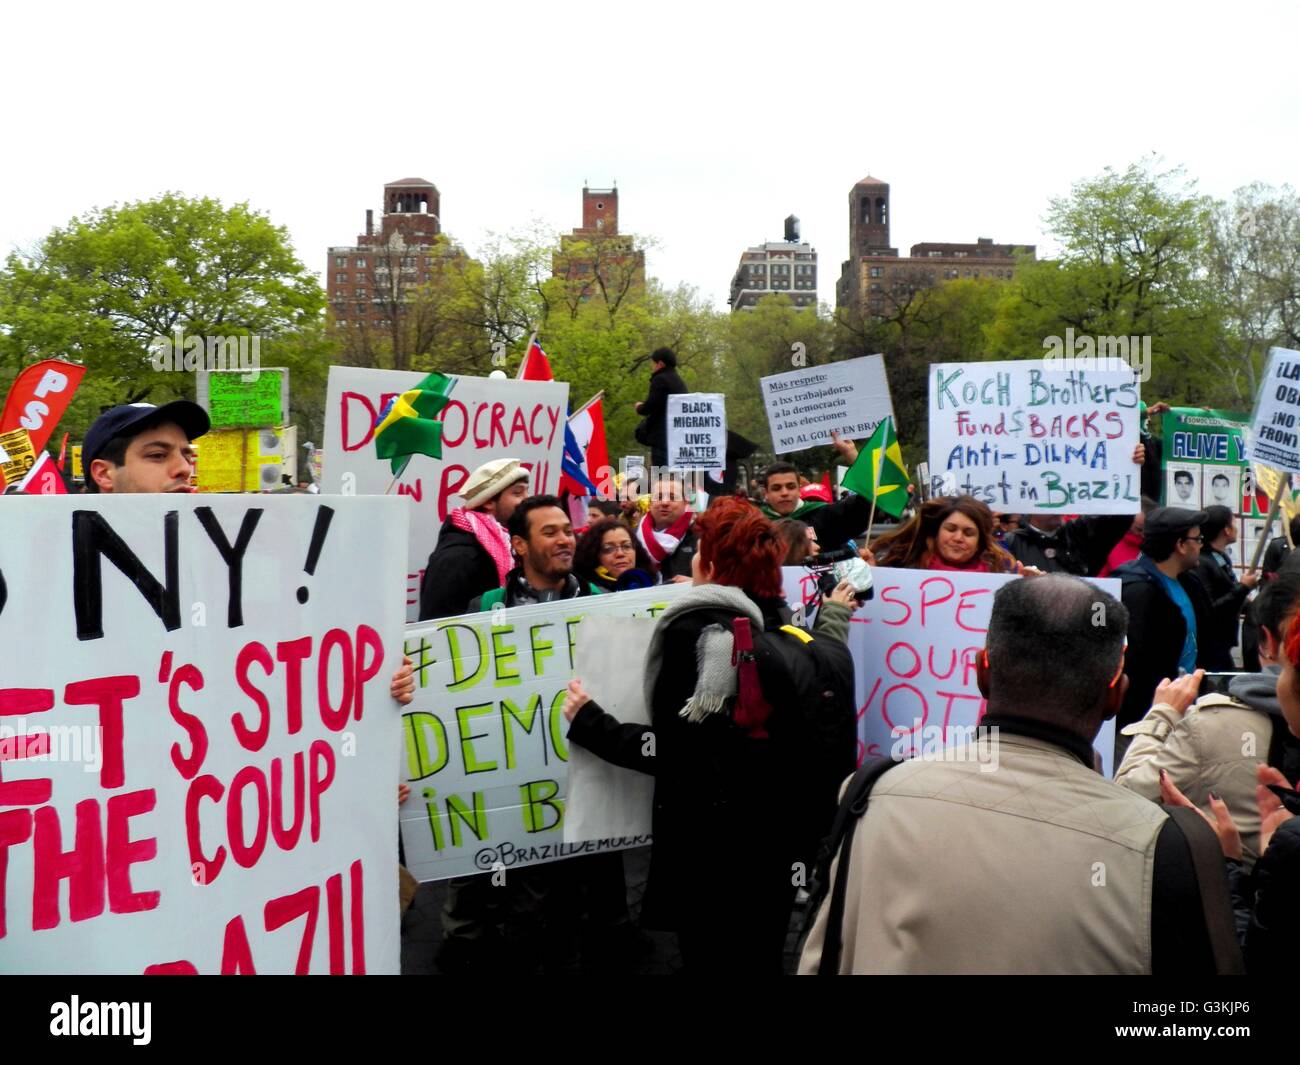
[634,366,687,456]
[1262,535,1292,578]
[659,525,697,579]
[1003,514,1133,576]
[807,493,876,548]
[1194,549,1252,670]
[567,594,835,959]
[418,517,503,621]
[1114,559,1213,731]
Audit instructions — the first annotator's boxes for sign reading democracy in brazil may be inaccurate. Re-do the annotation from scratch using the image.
[781,567,1118,778]
[665,393,726,472]
[760,354,895,454]
[1248,347,1300,477]
[198,368,288,429]
[928,359,1141,514]
[398,584,688,882]
[323,367,569,620]
[0,496,408,974]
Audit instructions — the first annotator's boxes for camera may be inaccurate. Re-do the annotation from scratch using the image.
[805,545,874,602]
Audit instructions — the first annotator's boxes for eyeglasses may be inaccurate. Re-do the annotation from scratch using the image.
[600,542,635,555]
[1180,534,1205,544]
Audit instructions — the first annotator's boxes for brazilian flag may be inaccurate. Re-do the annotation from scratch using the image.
[841,416,909,518]
[373,372,455,476]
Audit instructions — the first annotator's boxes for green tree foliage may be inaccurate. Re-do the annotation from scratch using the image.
[0,193,324,439]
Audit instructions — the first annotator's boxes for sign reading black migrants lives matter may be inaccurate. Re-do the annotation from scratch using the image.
[928,359,1141,514]
[1248,347,1300,477]
[666,393,726,472]
[760,354,894,454]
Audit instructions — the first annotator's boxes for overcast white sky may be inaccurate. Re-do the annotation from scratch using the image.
[2,0,1297,313]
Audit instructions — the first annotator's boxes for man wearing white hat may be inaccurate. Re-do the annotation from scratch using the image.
[418,457,531,620]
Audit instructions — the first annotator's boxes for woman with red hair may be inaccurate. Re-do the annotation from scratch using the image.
[563,496,858,973]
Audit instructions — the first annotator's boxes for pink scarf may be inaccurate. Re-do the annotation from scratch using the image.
[450,507,513,584]
[637,510,694,564]
[926,553,992,573]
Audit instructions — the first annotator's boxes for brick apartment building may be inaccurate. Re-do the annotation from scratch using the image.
[728,215,818,311]
[326,177,469,328]
[552,185,646,302]
[835,175,1035,316]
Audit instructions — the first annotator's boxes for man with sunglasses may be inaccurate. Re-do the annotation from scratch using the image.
[1112,507,1214,761]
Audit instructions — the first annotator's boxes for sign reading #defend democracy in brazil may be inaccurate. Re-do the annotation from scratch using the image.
[323,367,568,620]
[0,496,408,974]
[760,354,895,454]
[1249,347,1300,477]
[399,584,688,882]
[928,359,1140,514]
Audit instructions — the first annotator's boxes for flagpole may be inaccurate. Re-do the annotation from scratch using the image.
[517,331,537,380]
[569,391,605,421]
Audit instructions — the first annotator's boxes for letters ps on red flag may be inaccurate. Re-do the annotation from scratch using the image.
[0,360,87,453]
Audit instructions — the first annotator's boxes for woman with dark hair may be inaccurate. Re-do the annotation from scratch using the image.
[561,496,858,973]
[574,518,659,592]
[865,495,1032,573]
[773,517,819,565]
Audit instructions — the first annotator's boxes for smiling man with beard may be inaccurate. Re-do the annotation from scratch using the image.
[472,494,603,609]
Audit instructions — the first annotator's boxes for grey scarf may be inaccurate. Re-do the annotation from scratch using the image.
[643,583,765,723]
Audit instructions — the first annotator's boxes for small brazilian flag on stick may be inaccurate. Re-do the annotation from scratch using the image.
[373,372,455,477]
[841,415,909,519]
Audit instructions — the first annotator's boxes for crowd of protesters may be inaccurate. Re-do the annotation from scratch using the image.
[54,372,1300,977]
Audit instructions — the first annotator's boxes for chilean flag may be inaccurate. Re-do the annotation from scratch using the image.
[563,395,609,497]
[518,337,554,382]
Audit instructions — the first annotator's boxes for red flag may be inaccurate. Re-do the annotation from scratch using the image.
[566,395,610,496]
[56,431,69,472]
[518,339,554,382]
[17,452,67,495]
[0,359,87,453]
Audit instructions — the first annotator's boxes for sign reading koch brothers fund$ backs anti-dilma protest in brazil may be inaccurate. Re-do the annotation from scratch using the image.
[928,359,1140,514]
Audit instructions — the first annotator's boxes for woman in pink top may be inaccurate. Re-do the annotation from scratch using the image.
[866,495,1036,574]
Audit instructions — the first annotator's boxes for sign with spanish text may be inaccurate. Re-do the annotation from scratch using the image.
[665,393,725,472]
[0,496,407,974]
[928,360,1140,514]
[323,367,568,621]
[760,355,894,454]
[398,585,687,882]
[1248,347,1300,477]
[782,567,1118,777]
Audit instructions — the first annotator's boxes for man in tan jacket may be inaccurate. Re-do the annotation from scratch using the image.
[799,574,1231,975]
[1116,570,1300,866]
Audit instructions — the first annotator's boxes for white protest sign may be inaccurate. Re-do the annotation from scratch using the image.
[781,567,1118,777]
[928,359,1140,514]
[1248,347,1300,476]
[564,616,656,843]
[399,584,689,881]
[323,367,569,620]
[760,354,895,454]
[665,393,726,472]
[0,496,408,974]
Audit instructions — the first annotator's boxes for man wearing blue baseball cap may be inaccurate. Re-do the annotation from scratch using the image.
[83,400,210,494]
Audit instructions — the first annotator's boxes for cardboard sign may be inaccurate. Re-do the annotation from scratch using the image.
[322,367,568,620]
[0,496,407,974]
[198,368,288,429]
[782,567,1118,777]
[398,585,688,881]
[195,428,285,493]
[928,360,1140,514]
[1248,347,1300,476]
[665,393,726,472]
[760,355,895,454]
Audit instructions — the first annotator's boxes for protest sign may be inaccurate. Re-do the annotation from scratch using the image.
[0,427,37,486]
[197,368,289,429]
[665,393,726,471]
[323,367,568,621]
[0,359,86,453]
[398,584,687,882]
[928,359,1140,514]
[1248,347,1300,476]
[0,495,408,974]
[195,427,285,493]
[782,567,1118,777]
[760,355,894,454]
